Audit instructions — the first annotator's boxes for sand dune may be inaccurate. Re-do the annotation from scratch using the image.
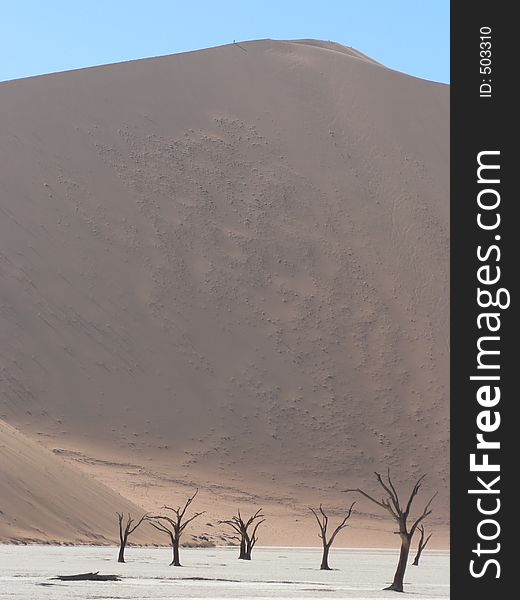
[0,421,152,544]
[0,39,449,547]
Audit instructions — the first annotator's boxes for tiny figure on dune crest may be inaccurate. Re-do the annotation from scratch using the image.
[346,469,437,593]
[116,512,148,563]
[309,502,356,570]
[412,524,432,566]
[148,489,205,566]
[219,508,265,560]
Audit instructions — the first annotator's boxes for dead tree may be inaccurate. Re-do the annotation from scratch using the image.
[148,489,205,566]
[54,572,121,581]
[116,512,148,563]
[346,470,436,592]
[412,525,432,566]
[219,509,265,560]
[309,502,356,570]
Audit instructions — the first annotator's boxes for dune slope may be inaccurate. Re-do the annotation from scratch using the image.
[0,39,449,546]
[0,421,152,544]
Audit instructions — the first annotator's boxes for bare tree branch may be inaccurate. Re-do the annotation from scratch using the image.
[148,519,173,537]
[386,469,401,509]
[328,502,356,546]
[375,471,399,511]
[344,488,388,511]
[410,492,438,536]
[128,512,149,534]
[404,474,426,517]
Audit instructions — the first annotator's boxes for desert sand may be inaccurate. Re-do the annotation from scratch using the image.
[0,39,449,548]
[0,421,151,544]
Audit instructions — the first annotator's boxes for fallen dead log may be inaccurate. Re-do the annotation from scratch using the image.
[53,571,121,581]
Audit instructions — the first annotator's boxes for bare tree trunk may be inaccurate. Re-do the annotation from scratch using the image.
[413,537,429,566]
[385,535,411,592]
[118,535,127,563]
[412,548,422,566]
[242,538,252,560]
[320,543,331,570]
[171,538,181,567]
[238,538,248,560]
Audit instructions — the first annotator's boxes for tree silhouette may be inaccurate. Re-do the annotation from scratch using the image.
[347,470,436,592]
[220,509,265,560]
[148,489,205,566]
[116,512,148,563]
[412,525,432,566]
[309,502,355,570]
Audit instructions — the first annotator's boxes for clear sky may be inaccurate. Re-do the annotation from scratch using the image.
[1,1,449,84]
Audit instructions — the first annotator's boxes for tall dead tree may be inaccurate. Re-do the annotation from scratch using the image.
[347,470,436,592]
[148,489,205,566]
[116,512,148,563]
[412,525,432,566]
[219,509,265,560]
[309,502,356,570]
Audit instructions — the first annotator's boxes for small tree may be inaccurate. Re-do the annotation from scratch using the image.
[220,509,265,560]
[116,512,148,563]
[412,525,432,566]
[148,489,205,566]
[309,502,356,570]
[347,470,436,592]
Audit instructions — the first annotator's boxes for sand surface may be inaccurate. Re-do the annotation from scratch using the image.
[0,39,449,547]
[0,421,151,544]
[0,545,449,599]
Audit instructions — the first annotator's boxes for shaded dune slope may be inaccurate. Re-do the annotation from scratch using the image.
[0,421,151,544]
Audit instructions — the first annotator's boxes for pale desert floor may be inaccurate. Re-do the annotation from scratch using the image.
[0,545,449,599]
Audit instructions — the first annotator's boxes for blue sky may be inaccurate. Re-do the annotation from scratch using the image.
[1,1,449,83]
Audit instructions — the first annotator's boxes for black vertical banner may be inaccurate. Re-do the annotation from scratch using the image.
[451,2,514,599]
